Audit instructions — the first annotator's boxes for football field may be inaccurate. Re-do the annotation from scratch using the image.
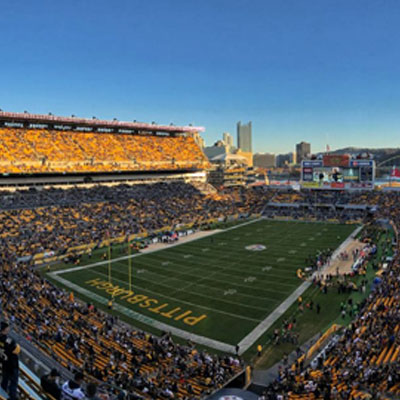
[49,219,356,354]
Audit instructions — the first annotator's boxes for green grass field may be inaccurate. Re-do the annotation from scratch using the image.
[48,219,356,353]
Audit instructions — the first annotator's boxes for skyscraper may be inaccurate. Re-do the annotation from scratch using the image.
[237,121,252,153]
[223,132,234,150]
[296,141,311,164]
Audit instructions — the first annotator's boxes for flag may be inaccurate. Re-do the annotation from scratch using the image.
[326,144,330,153]
[391,166,400,180]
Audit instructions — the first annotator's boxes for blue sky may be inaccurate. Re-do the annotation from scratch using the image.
[1,0,400,153]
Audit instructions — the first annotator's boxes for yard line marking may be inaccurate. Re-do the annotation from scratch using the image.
[166,250,290,295]
[224,289,237,296]
[151,239,298,293]
[164,233,299,299]
[300,242,307,247]
[122,234,300,289]
[112,261,285,302]
[288,250,297,254]
[202,248,210,252]
[162,261,171,266]
[121,259,297,291]
[244,276,256,283]
[49,273,236,354]
[277,257,286,262]
[261,266,272,272]
[183,254,192,259]
[113,262,279,303]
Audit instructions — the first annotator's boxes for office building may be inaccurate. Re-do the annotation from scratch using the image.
[223,132,234,151]
[296,141,311,164]
[237,121,252,153]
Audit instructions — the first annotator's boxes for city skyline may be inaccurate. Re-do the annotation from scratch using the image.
[1,1,400,153]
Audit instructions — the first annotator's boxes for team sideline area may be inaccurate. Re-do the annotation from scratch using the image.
[1,113,400,400]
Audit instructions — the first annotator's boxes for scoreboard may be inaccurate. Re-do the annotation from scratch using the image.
[301,155,375,190]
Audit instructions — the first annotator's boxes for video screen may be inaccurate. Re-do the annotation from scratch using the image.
[312,167,342,183]
[313,167,359,183]
[311,167,359,183]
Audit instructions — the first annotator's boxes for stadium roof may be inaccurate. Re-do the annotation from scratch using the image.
[211,153,247,162]
[0,111,205,134]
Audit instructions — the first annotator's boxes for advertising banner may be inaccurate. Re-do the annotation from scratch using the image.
[323,154,350,167]
[301,182,320,188]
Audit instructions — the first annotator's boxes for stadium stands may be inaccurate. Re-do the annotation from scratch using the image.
[0,127,209,174]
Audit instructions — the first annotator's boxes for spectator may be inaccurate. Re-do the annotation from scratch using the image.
[61,372,85,400]
[41,368,61,400]
[86,383,102,400]
[0,321,20,400]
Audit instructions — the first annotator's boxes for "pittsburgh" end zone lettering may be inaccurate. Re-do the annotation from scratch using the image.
[85,278,207,327]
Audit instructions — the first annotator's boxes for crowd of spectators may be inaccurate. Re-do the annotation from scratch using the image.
[0,128,209,174]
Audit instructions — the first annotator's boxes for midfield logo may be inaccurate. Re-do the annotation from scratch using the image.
[245,244,266,251]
